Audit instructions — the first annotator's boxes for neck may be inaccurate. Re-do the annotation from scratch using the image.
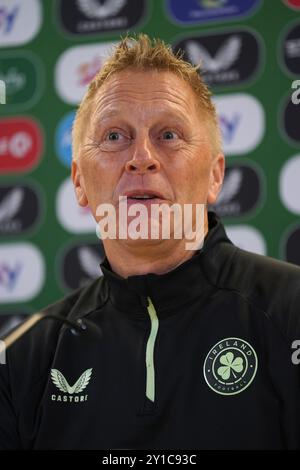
[102,214,209,278]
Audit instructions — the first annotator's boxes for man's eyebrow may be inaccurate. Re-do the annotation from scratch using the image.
[93,109,121,123]
[94,109,189,123]
[160,113,188,125]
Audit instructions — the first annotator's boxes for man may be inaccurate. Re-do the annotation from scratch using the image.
[1,34,300,450]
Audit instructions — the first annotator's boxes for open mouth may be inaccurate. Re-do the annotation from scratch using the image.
[124,190,165,201]
[129,195,157,200]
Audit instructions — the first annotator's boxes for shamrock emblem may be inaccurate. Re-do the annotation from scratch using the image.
[217,352,244,380]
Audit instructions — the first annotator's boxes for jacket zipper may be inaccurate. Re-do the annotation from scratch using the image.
[145,296,159,403]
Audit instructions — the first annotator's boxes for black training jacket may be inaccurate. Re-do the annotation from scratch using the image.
[1,211,300,450]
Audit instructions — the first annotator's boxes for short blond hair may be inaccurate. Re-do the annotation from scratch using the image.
[72,34,222,160]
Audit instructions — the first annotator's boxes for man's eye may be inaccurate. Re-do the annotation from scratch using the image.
[100,130,130,151]
[107,132,122,141]
[162,131,178,140]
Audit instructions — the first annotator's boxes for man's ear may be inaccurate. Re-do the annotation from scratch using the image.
[71,159,88,207]
[207,153,225,205]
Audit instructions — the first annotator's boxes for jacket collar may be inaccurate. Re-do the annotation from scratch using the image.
[99,211,233,317]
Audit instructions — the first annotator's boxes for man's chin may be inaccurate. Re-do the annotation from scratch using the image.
[103,232,178,249]
[117,233,171,246]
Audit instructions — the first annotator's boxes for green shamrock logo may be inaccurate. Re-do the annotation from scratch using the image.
[217,352,244,380]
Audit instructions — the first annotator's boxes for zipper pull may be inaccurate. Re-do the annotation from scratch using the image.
[145,296,159,403]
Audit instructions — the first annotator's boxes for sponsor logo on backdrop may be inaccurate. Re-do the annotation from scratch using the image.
[56,0,147,36]
[281,21,300,76]
[0,243,44,302]
[55,42,117,105]
[283,0,300,10]
[166,0,261,25]
[0,184,41,235]
[225,225,266,255]
[0,0,41,47]
[59,241,105,291]
[174,29,262,88]
[214,93,265,155]
[211,163,263,218]
[281,95,300,145]
[0,51,43,111]
[279,154,300,214]
[55,111,76,168]
[283,225,300,266]
[56,178,96,233]
[0,117,43,173]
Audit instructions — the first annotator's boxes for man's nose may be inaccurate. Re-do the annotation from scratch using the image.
[125,136,161,174]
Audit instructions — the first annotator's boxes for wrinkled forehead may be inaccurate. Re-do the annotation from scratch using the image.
[89,69,200,125]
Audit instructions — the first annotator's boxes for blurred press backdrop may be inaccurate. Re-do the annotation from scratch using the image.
[0,0,300,335]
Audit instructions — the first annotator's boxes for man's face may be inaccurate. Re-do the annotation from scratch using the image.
[72,69,224,242]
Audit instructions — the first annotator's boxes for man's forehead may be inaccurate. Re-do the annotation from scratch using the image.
[98,69,190,92]
[91,70,197,119]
